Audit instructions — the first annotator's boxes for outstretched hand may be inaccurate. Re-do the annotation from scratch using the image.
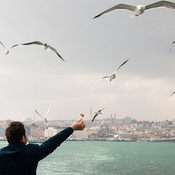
[71,119,85,131]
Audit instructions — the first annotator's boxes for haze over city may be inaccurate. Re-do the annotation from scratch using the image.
[0,0,175,122]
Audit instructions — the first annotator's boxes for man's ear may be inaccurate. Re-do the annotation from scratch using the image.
[21,135,25,142]
[21,135,27,143]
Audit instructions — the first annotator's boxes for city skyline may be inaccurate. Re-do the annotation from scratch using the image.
[0,0,175,122]
[1,116,175,142]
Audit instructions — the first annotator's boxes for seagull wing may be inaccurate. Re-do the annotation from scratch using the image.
[99,107,105,112]
[169,41,175,54]
[92,113,98,122]
[90,73,113,86]
[102,75,111,81]
[0,41,9,54]
[11,44,20,49]
[170,91,175,97]
[0,41,5,49]
[47,45,65,61]
[94,4,136,18]
[34,109,43,119]
[45,105,51,119]
[145,1,175,10]
[11,41,44,49]
[114,59,129,74]
[21,41,44,46]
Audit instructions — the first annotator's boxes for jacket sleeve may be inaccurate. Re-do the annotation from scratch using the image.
[35,127,73,161]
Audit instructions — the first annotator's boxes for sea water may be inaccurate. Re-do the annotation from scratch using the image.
[0,141,175,175]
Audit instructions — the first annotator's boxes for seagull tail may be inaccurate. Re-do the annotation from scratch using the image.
[129,13,137,18]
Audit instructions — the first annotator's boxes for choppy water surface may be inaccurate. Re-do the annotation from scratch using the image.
[1,141,175,175]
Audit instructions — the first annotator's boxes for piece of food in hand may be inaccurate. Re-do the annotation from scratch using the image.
[80,113,84,118]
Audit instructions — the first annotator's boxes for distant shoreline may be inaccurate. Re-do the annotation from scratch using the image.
[1,139,175,143]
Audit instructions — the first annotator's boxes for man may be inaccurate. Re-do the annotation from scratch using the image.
[0,119,85,175]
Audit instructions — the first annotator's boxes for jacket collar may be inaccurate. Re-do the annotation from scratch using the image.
[8,142,26,148]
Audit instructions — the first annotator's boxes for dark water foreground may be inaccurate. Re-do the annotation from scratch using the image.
[1,141,175,175]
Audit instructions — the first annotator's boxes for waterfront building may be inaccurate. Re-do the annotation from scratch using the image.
[172,119,175,126]
[44,127,58,138]
[170,129,175,137]
[0,127,5,137]
[44,127,65,138]
[70,129,88,140]
[30,127,44,139]
[99,121,115,139]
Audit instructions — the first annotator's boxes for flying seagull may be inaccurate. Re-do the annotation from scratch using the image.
[92,108,105,122]
[169,91,175,97]
[11,41,65,61]
[0,41,9,55]
[34,105,51,123]
[90,59,129,86]
[93,0,175,18]
[169,41,175,54]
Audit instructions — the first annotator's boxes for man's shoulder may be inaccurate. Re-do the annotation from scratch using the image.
[24,143,40,151]
[0,146,8,153]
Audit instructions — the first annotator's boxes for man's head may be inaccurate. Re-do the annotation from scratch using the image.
[5,121,27,144]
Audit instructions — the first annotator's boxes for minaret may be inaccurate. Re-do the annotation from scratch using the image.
[110,114,113,119]
[114,113,117,119]
[89,107,92,121]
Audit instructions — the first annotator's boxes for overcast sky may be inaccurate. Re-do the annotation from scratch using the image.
[0,0,175,122]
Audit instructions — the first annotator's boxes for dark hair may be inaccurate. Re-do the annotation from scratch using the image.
[5,121,26,144]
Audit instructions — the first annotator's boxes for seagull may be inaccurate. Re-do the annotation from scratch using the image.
[90,59,129,86]
[169,41,175,54]
[92,108,105,122]
[0,41,9,55]
[34,105,51,123]
[11,41,65,61]
[170,91,175,97]
[93,0,175,18]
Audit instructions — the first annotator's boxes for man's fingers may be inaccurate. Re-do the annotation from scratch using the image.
[77,118,83,122]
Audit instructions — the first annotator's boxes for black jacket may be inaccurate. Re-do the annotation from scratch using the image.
[0,127,73,175]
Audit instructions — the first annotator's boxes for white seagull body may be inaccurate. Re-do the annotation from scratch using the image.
[11,41,65,61]
[169,41,175,54]
[34,105,51,123]
[0,41,9,55]
[90,59,129,85]
[92,108,105,122]
[93,0,175,18]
